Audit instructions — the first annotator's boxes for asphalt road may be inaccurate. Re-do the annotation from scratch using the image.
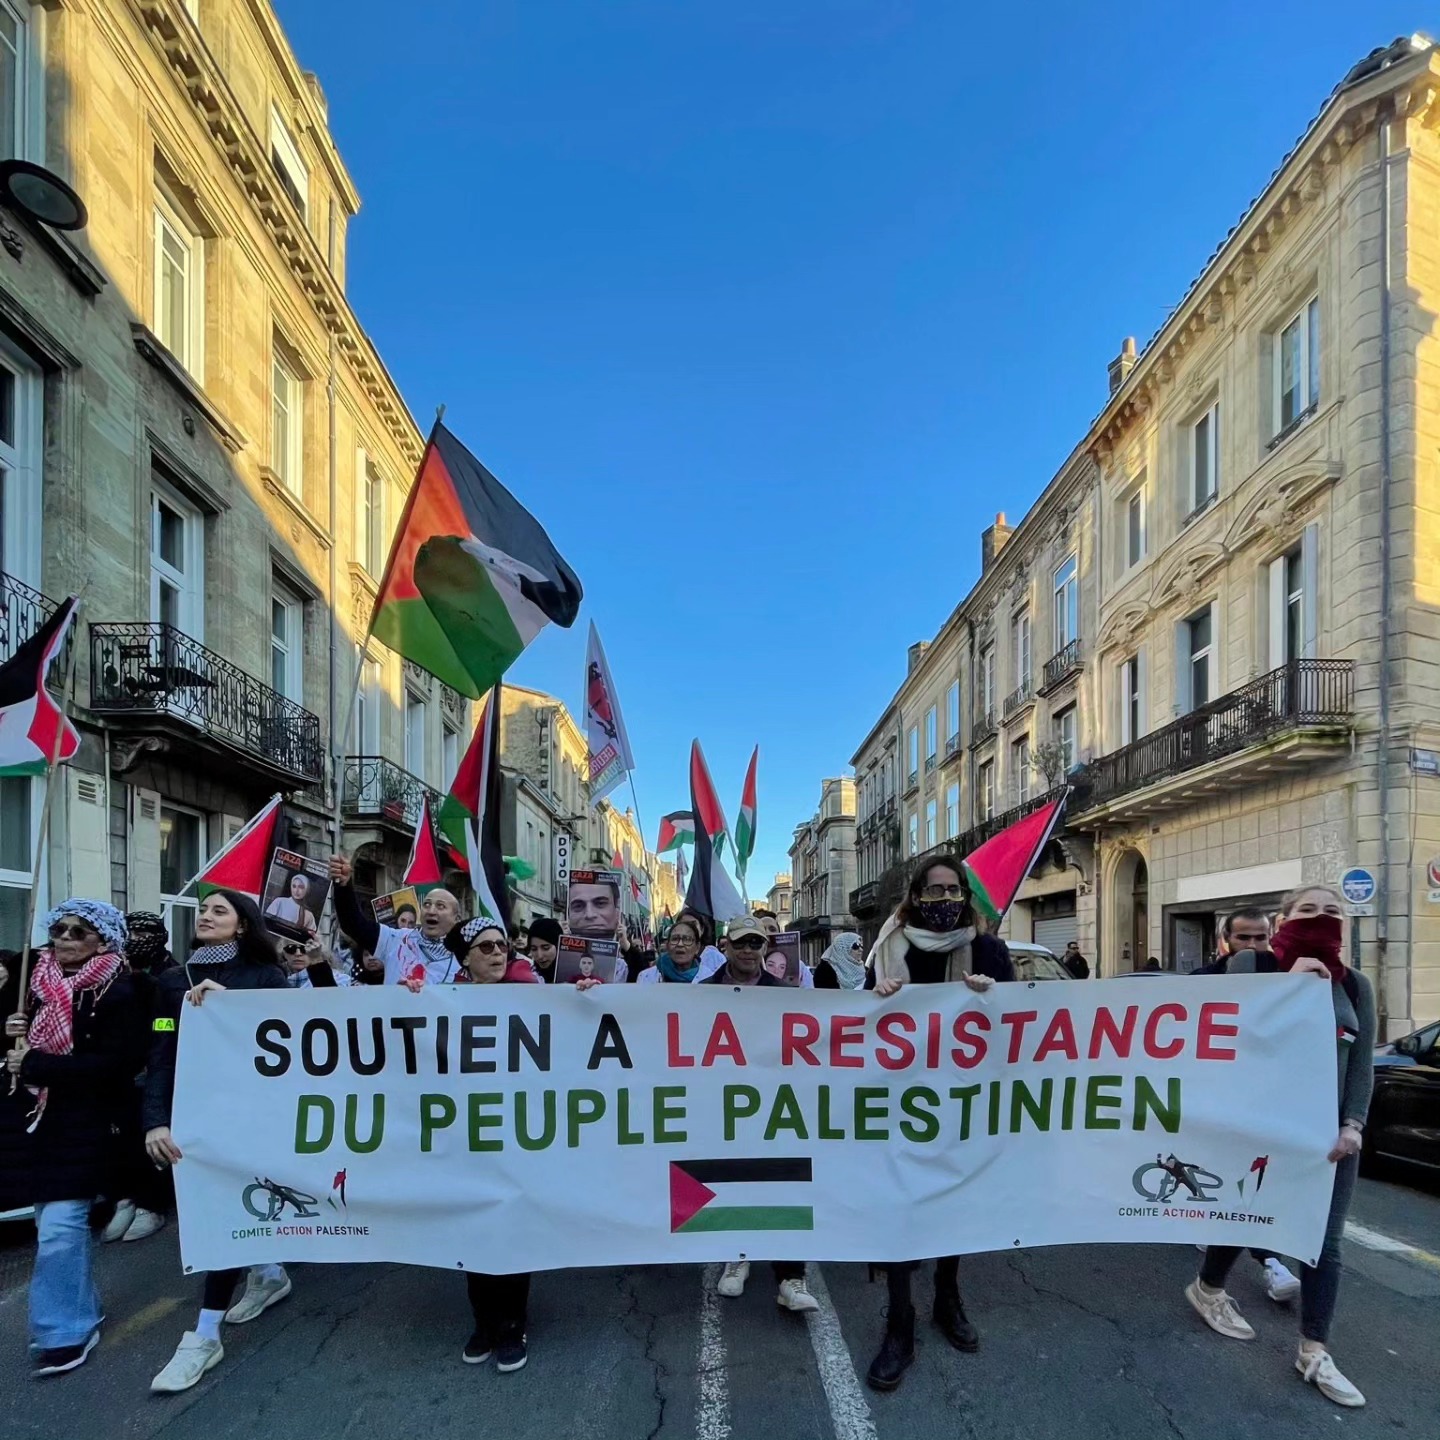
[2,1174,1436,1440]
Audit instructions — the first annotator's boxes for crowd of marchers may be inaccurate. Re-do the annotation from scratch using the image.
[1,855,1373,1410]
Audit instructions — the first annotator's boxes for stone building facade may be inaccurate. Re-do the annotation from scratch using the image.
[762,872,793,927]
[0,0,464,953]
[844,36,1440,1035]
[788,777,857,962]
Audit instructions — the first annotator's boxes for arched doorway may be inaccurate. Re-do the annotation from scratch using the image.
[1131,858,1149,969]
[1110,849,1148,974]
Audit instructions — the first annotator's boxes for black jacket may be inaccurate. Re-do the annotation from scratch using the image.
[700,966,786,987]
[142,957,288,1132]
[863,932,1014,989]
[6,970,149,1206]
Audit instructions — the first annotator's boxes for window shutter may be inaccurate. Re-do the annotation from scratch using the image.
[1136,648,1149,737]
[1301,524,1319,659]
[353,447,367,564]
[1174,621,1191,716]
[67,771,110,902]
[127,786,164,912]
[1268,554,1287,671]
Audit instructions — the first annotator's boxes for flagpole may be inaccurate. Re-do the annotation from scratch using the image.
[8,607,84,1086]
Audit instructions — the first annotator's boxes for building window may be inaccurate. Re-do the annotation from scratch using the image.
[1120,655,1143,745]
[924,706,937,765]
[1012,610,1031,688]
[1189,402,1219,515]
[359,452,384,576]
[1275,296,1320,435]
[442,722,460,791]
[1052,555,1078,649]
[1182,605,1214,711]
[979,645,995,719]
[1011,735,1031,804]
[0,336,41,590]
[945,781,960,838]
[1268,528,1317,668]
[271,346,304,498]
[1054,705,1077,773]
[270,581,304,702]
[946,680,960,747]
[925,798,937,848]
[906,727,919,786]
[154,186,204,380]
[270,105,309,221]
[1126,488,1146,569]
[150,484,203,639]
[405,692,428,780]
[0,773,35,947]
[354,649,380,754]
[907,811,918,856]
[0,0,43,163]
[978,760,995,821]
[160,803,206,965]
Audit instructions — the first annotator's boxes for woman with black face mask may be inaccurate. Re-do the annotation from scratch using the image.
[1185,884,1374,1410]
[862,855,1013,1393]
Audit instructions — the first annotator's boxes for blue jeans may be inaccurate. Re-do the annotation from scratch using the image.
[30,1200,102,1351]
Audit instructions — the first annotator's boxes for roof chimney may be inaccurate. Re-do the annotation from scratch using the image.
[981,512,1013,572]
[1108,336,1137,395]
[906,640,930,674]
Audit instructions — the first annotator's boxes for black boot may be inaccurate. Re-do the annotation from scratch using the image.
[933,1288,979,1352]
[866,1305,915,1391]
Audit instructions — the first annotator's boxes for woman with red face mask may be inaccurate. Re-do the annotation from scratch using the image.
[1184,885,1375,1409]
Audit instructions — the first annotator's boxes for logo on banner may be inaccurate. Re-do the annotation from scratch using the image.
[669,1157,815,1233]
[242,1176,323,1222]
[1131,1153,1223,1204]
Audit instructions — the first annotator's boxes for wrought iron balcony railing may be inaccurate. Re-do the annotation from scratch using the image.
[1003,679,1034,719]
[91,622,324,783]
[1041,638,1083,692]
[342,755,442,828]
[1074,659,1353,813]
[0,571,62,669]
[971,709,997,747]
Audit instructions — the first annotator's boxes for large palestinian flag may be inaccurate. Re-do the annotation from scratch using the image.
[683,740,744,924]
[0,595,80,776]
[401,793,446,894]
[689,741,730,858]
[185,795,284,900]
[733,746,758,883]
[370,422,583,700]
[438,689,509,926]
[962,793,1067,925]
[656,811,694,853]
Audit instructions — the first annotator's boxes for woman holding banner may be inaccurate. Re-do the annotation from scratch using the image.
[144,890,294,1395]
[864,855,1014,1391]
[636,916,704,984]
[1185,884,1375,1409]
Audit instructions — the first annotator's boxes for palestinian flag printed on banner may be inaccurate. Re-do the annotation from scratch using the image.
[683,740,745,924]
[0,596,80,776]
[370,421,584,700]
[733,746,758,883]
[688,741,730,858]
[669,1158,814,1234]
[401,793,446,894]
[962,793,1067,925]
[186,795,284,900]
[438,689,509,927]
[656,811,694,853]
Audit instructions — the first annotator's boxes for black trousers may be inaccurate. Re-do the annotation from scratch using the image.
[202,1268,245,1311]
[467,1271,531,1336]
[884,1256,961,1314]
[772,1261,804,1282]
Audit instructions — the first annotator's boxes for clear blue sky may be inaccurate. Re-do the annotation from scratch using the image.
[279,1,1422,897]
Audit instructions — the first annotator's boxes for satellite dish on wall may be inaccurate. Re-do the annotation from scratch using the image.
[0,160,88,231]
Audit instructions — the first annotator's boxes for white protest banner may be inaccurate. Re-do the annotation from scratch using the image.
[173,976,1338,1276]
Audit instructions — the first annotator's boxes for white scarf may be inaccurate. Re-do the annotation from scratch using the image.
[867,915,976,985]
[820,931,866,989]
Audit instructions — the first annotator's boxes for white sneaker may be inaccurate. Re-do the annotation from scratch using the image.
[777,1277,820,1314]
[224,1269,292,1324]
[1184,1280,1255,1340]
[123,1208,166,1243]
[101,1200,136,1244]
[1297,1347,1365,1407]
[1263,1258,1301,1303]
[150,1332,224,1393]
[717,1261,749,1298]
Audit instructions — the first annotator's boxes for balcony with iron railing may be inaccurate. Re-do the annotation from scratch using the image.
[1040,639,1083,694]
[942,733,963,765]
[971,709,997,748]
[1072,659,1353,821]
[342,756,443,829]
[91,622,324,785]
[0,571,64,669]
[1003,678,1035,721]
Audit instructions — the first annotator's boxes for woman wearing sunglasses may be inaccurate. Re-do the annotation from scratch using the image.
[3,899,145,1376]
[813,931,866,990]
[863,854,1014,1392]
[144,889,292,1394]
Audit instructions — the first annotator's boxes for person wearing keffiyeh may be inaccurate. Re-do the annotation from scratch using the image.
[3,898,147,1377]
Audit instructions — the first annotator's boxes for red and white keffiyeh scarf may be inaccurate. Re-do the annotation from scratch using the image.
[24,947,125,1126]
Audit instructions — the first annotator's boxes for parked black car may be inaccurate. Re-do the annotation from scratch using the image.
[1363,1020,1440,1175]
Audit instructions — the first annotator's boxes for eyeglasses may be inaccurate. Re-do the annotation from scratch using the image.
[730,935,766,949]
[281,942,308,957]
[469,939,507,954]
[49,923,97,942]
[919,884,965,901]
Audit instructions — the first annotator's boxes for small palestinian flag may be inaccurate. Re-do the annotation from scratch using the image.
[186,795,284,900]
[438,690,509,926]
[962,793,1067,924]
[684,740,744,923]
[656,811,694,853]
[370,421,583,700]
[734,746,758,883]
[0,596,80,776]
[689,741,730,857]
[669,1158,814,1234]
[401,793,446,894]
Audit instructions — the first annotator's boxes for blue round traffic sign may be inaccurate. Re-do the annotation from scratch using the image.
[1340,868,1376,905]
